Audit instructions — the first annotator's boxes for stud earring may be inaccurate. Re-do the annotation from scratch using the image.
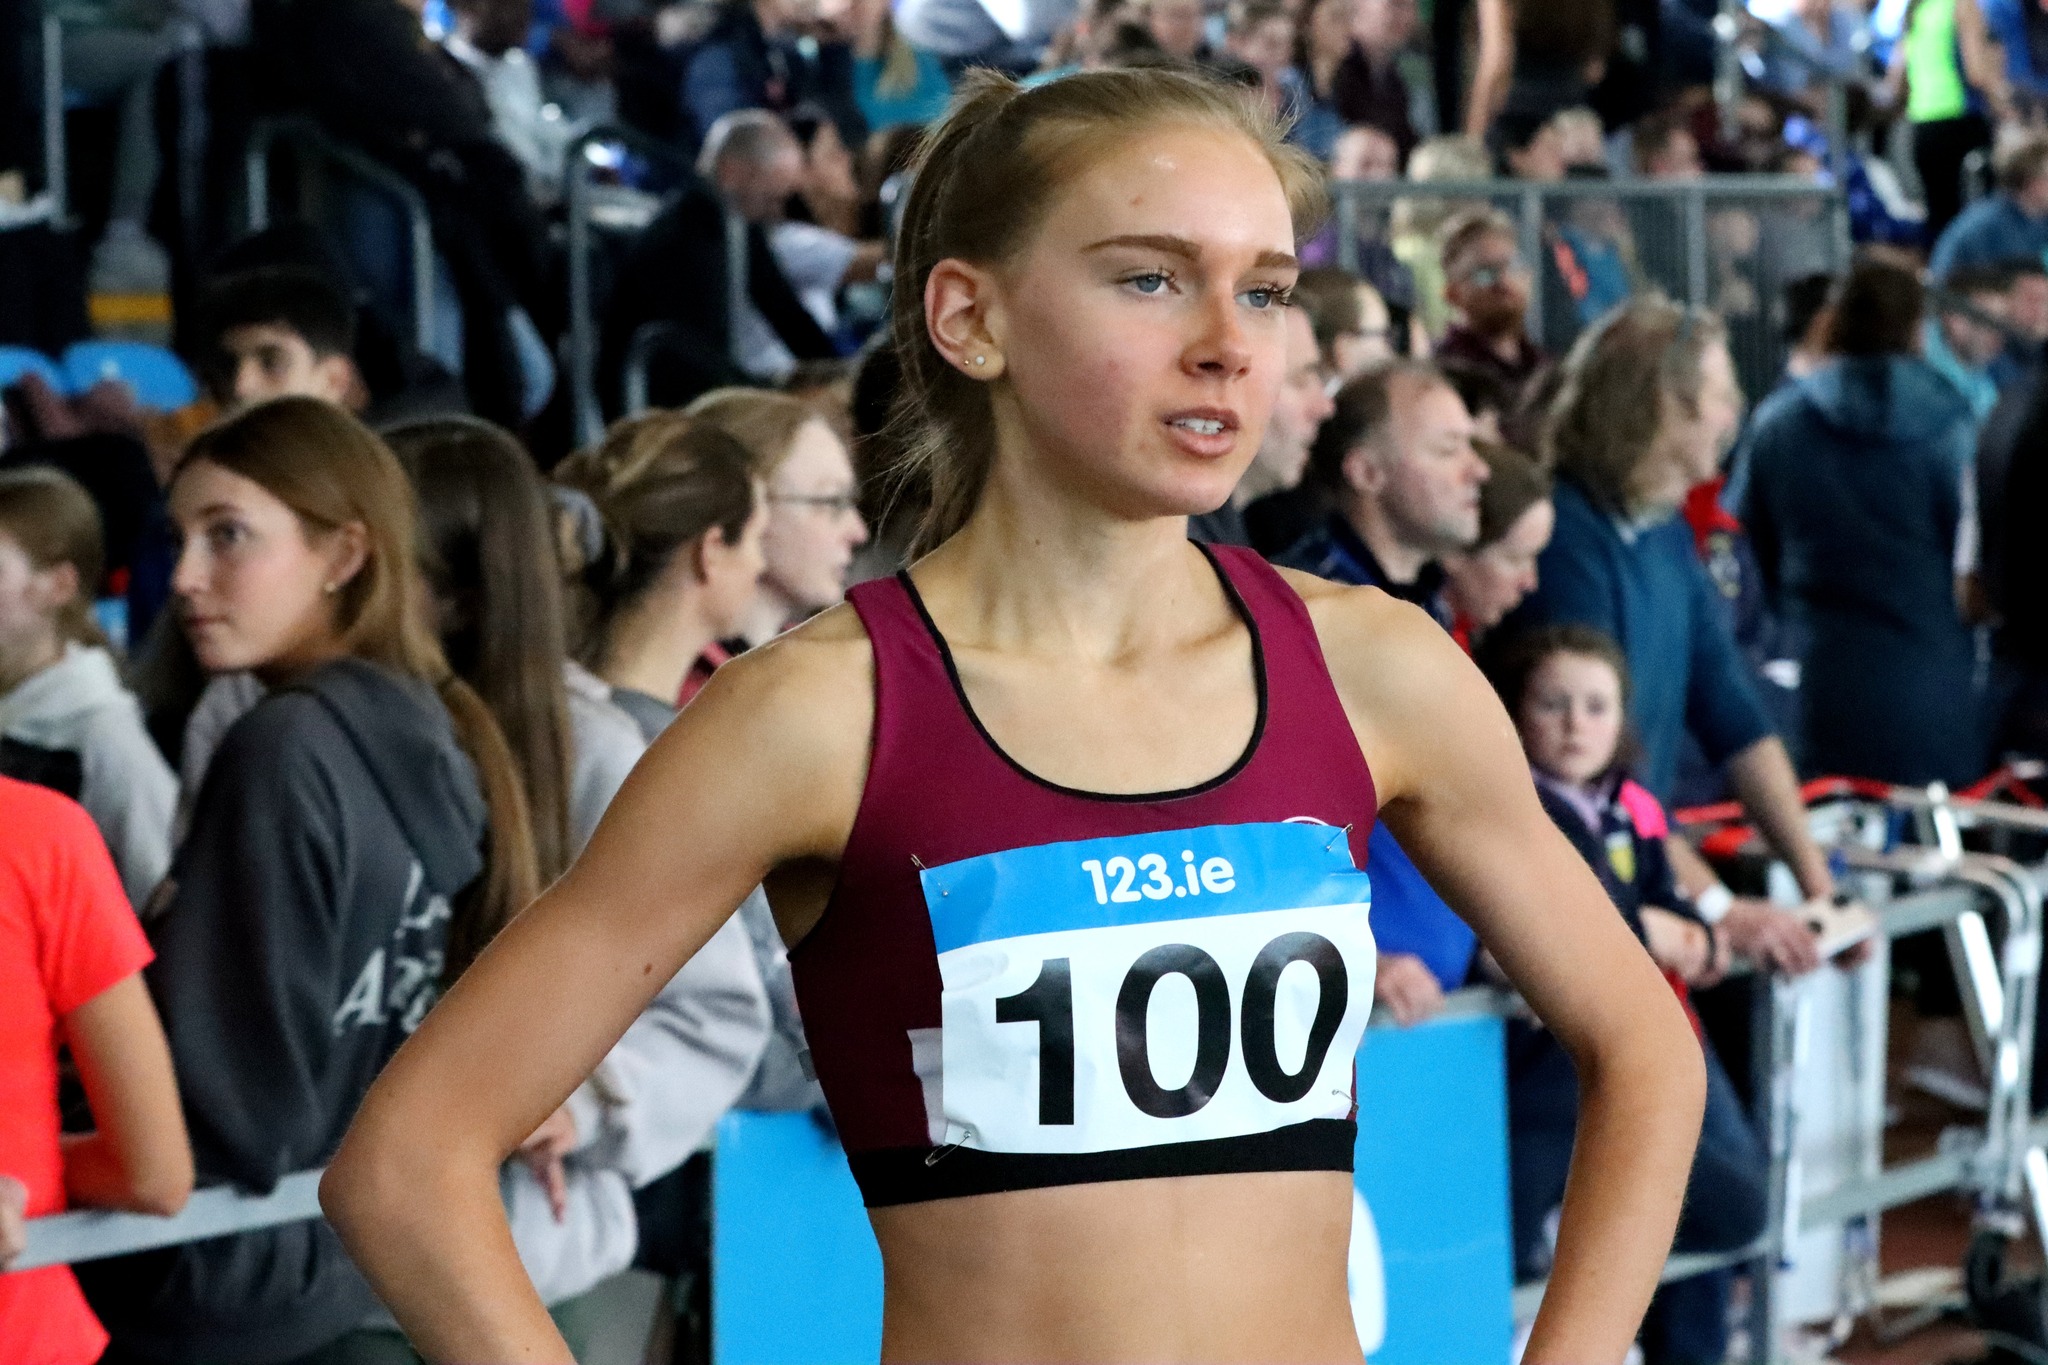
[323,582,340,595]
[973,355,986,366]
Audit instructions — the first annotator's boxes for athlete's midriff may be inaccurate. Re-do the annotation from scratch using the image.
[870,1169,1365,1363]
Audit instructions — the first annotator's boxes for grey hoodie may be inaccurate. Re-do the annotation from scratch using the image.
[0,643,176,907]
[80,658,488,1365]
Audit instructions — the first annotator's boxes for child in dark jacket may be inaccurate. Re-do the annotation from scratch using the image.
[1492,624,1768,1365]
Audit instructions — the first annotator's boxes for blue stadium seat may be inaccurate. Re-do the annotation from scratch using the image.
[0,347,67,393]
[60,341,199,410]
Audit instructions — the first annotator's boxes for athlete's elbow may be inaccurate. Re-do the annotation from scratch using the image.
[321,1104,454,1255]
[1575,990,1706,1130]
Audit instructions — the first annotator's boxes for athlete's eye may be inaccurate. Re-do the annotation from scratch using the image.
[1241,284,1293,310]
[1124,271,1172,295]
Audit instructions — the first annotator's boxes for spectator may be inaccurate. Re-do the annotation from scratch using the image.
[686,388,870,646]
[196,228,469,428]
[264,0,558,427]
[1294,0,1356,157]
[1925,261,2013,419]
[1334,0,1420,162]
[679,0,866,154]
[1511,297,1835,975]
[1490,625,1766,1365]
[712,112,862,384]
[849,0,954,131]
[1633,103,1704,179]
[1930,128,2048,280]
[1779,271,1838,384]
[442,0,585,205]
[0,469,176,908]
[1281,359,1484,603]
[1225,2,1305,123]
[194,268,363,415]
[1143,0,1210,60]
[1438,357,1516,442]
[1435,208,1548,396]
[1984,0,2048,114]
[1278,362,1487,1025]
[1989,351,2048,756]
[601,120,838,409]
[387,416,771,1355]
[780,109,891,345]
[1390,133,1494,339]
[1191,304,1335,545]
[1740,254,1986,787]
[570,413,770,737]
[1443,440,1554,651]
[0,776,193,1365]
[894,0,1081,63]
[1463,0,1617,139]
[1755,0,1868,105]
[1299,125,1422,328]
[1295,265,1399,378]
[1890,0,2013,245]
[79,397,533,1364]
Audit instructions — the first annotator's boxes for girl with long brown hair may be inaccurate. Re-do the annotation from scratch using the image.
[81,396,536,1365]
[383,415,772,1358]
[330,68,1702,1362]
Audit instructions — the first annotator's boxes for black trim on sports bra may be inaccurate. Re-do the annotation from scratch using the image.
[895,541,1271,805]
[849,1117,1356,1207]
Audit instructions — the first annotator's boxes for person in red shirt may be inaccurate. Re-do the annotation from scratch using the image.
[0,775,192,1365]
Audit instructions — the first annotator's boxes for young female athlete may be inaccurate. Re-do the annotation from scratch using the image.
[324,67,1706,1363]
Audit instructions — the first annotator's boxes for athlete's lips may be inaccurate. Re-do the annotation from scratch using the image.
[1161,407,1242,458]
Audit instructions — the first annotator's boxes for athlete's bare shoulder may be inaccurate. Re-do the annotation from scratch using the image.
[626,600,877,866]
[1265,565,1508,804]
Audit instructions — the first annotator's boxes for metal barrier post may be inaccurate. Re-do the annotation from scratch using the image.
[243,120,438,357]
[566,129,600,448]
[562,126,701,444]
[1517,185,1545,349]
[1335,180,1359,276]
[41,15,65,223]
[1683,185,1710,309]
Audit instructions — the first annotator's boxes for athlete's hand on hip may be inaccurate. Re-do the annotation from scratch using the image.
[1721,898,1821,976]
[0,1173,27,1271]
[1373,952,1444,1027]
[517,1106,579,1223]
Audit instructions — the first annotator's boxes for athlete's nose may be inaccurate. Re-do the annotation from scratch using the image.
[1184,288,1253,379]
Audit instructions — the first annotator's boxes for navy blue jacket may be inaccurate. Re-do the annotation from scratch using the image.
[1509,479,1775,803]
[1739,355,1986,787]
[1275,511,1474,991]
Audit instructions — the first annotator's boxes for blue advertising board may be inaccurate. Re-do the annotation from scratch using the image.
[712,1006,1512,1364]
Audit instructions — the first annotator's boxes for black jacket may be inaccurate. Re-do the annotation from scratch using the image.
[81,659,487,1365]
[599,180,837,412]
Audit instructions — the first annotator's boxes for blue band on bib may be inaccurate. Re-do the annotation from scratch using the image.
[920,821,1365,955]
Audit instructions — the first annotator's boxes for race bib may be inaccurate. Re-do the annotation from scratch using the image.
[919,821,1375,1155]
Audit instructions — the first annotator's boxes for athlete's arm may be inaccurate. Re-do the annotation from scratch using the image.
[1294,576,1706,1365]
[321,615,873,1364]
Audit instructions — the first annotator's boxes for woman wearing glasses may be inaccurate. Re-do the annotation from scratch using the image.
[687,387,873,647]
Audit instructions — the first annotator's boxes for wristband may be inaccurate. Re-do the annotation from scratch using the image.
[1695,883,1734,925]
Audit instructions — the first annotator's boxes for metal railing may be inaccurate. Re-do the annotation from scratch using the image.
[564,124,706,447]
[244,117,437,357]
[1328,174,1851,397]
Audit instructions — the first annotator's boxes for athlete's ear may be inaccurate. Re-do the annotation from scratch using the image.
[925,256,1007,381]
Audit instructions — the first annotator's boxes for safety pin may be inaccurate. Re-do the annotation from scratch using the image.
[1324,823,1355,852]
[911,853,947,895]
